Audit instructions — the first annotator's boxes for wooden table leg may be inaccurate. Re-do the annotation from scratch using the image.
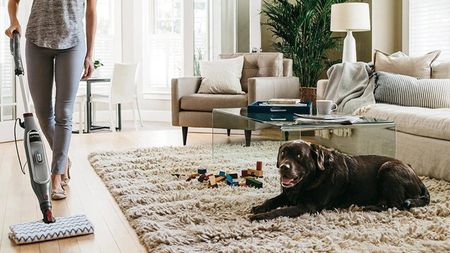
[244,130,252,147]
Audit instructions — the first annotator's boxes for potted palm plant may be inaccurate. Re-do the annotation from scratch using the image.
[92,59,104,78]
[262,0,345,103]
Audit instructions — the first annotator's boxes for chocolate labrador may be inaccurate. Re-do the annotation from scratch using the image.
[250,140,430,221]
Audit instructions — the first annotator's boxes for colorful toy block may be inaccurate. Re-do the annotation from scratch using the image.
[241,170,249,178]
[198,174,207,182]
[218,171,226,177]
[247,169,263,178]
[226,175,239,186]
[209,174,216,185]
[229,173,238,179]
[198,168,207,174]
[246,178,263,188]
[186,173,199,181]
[215,176,225,183]
[256,161,263,171]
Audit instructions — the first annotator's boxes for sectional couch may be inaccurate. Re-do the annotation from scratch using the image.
[317,62,450,181]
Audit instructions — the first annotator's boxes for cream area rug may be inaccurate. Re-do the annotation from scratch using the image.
[88,142,450,252]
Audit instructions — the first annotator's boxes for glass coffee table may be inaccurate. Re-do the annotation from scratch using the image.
[212,107,396,158]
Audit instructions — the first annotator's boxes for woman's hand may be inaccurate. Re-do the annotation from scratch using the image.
[5,21,21,38]
[81,56,94,80]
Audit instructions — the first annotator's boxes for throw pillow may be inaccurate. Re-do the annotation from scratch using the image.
[374,71,450,108]
[197,56,244,94]
[374,50,441,78]
[220,53,284,92]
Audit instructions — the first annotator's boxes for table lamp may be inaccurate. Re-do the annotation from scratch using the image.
[331,2,371,62]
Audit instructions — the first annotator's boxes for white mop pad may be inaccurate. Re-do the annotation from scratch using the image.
[8,214,94,244]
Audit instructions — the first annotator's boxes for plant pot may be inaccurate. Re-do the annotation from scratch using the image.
[299,87,317,105]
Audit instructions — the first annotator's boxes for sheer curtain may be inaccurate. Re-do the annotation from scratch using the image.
[408,0,450,61]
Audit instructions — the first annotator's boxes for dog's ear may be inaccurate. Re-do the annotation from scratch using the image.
[310,144,325,171]
[277,143,288,168]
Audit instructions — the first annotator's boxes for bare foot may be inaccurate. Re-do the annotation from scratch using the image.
[51,174,64,192]
[61,158,71,186]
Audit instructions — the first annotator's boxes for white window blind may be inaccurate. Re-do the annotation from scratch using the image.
[409,0,450,61]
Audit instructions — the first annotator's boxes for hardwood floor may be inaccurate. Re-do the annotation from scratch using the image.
[0,122,279,253]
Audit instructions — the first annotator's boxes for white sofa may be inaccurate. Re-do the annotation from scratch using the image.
[316,62,450,181]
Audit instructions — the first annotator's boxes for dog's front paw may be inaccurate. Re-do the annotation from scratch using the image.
[249,213,267,222]
[251,204,270,214]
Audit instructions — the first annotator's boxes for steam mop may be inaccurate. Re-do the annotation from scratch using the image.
[8,31,94,244]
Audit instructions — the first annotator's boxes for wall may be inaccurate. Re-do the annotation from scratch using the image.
[371,0,403,55]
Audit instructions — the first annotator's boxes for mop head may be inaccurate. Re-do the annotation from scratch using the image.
[8,214,94,244]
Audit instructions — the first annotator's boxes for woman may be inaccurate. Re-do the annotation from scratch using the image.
[5,0,97,199]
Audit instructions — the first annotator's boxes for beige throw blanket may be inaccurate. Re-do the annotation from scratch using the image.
[323,62,375,114]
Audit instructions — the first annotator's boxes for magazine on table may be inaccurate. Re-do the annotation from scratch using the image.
[294,114,361,124]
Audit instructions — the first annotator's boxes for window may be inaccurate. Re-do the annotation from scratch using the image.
[194,0,210,76]
[0,0,15,122]
[140,0,212,93]
[407,0,450,61]
[93,0,120,77]
[143,0,184,93]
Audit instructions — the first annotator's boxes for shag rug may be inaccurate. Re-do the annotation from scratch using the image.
[88,142,450,253]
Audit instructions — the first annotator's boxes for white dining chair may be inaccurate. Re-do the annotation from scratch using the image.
[74,94,86,134]
[90,63,143,132]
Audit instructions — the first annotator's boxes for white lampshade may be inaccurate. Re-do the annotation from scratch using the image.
[331,3,371,32]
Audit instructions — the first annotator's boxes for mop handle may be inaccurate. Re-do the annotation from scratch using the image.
[10,31,30,113]
[10,31,24,76]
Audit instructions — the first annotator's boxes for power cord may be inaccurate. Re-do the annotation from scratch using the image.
[14,118,27,174]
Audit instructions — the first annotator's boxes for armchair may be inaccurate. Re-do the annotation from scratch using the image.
[171,53,300,145]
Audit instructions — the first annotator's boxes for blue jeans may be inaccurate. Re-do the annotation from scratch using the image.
[25,41,86,174]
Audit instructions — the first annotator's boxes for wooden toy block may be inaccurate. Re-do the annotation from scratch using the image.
[239,180,247,187]
[208,183,218,188]
[197,168,207,174]
[256,161,263,171]
[198,174,207,182]
[186,173,199,181]
[226,175,236,186]
[241,170,249,178]
[246,178,263,188]
[209,175,217,185]
[247,169,263,178]
[215,176,225,183]
[229,173,238,179]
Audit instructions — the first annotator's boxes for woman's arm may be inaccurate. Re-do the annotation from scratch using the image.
[5,0,21,38]
[82,0,97,80]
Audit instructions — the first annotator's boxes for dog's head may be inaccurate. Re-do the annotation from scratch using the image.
[277,140,326,188]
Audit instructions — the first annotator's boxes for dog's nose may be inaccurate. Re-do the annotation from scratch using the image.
[280,164,291,172]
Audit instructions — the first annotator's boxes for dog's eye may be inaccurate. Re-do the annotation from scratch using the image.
[281,151,284,156]
[297,154,301,159]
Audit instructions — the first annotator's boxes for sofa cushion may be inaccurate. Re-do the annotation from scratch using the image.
[180,94,248,112]
[432,62,450,79]
[198,56,245,94]
[374,71,450,108]
[357,103,450,141]
[220,53,283,92]
[374,50,440,78]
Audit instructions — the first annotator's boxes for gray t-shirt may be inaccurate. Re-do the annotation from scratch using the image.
[26,0,85,49]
